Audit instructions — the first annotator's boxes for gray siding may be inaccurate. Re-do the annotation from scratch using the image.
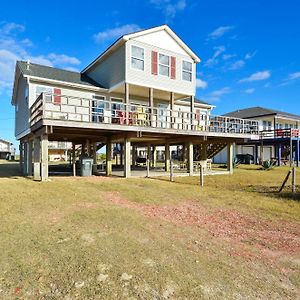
[86,45,126,89]
[126,40,196,96]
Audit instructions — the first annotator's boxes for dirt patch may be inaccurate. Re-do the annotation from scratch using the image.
[103,192,300,259]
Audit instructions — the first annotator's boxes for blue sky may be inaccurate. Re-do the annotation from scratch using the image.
[1,0,300,146]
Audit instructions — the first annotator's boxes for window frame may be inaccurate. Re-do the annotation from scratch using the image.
[182,60,193,82]
[158,53,170,77]
[131,45,145,71]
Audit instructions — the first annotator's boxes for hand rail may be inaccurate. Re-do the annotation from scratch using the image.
[30,92,259,135]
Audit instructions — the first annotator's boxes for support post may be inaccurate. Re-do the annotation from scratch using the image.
[165,142,170,172]
[28,140,33,176]
[200,165,204,187]
[255,144,259,165]
[33,137,41,180]
[278,143,282,166]
[120,143,124,167]
[290,134,293,167]
[292,167,296,193]
[147,145,151,164]
[23,142,28,175]
[132,145,136,167]
[106,138,112,176]
[92,142,97,174]
[124,137,131,178]
[146,158,150,178]
[170,160,174,182]
[188,141,194,176]
[72,143,76,177]
[19,142,24,174]
[227,143,234,174]
[190,95,194,129]
[41,135,48,181]
[153,146,157,168]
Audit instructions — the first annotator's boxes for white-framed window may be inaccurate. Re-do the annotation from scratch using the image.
[131,45,144,71]
[182,60,192,82]
[36,86,52,102]
[159,53,170,77]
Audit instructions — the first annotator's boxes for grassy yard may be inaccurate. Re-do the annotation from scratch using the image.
[0,161,299,299]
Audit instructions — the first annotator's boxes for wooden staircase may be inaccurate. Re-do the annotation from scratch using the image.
[194,143,227,160]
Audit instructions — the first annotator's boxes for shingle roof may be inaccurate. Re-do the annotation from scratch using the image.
[224,106,300,120]
[17,61,104,88]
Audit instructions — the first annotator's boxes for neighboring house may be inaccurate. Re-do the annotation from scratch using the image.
[213,107,300,166]
[11,25,259,180]
[0,139,14,160]
[48,141,72,161]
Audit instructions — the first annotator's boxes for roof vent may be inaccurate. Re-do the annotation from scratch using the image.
[26,60,30,70]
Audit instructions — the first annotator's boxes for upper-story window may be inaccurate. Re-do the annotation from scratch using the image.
[131,46,144,71]
[182,60,192,82]
[159,54,170,77]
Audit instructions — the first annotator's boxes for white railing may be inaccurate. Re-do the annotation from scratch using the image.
[30,93,259,135]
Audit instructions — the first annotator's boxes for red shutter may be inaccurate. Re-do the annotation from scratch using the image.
[152,51,158,75]
[53,88,61,105]
[171,56,176,79]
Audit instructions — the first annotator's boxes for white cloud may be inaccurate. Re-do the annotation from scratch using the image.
[0,22,81,94]
[222,53,236,60]
[204,46,225,67]
[245,51,257,60]
[150,0,186,20]
[196,78,208,89]
[239,71,271,83]
[94,24,141,43]
[207,26,234,40]
[229,59,245,70]
[48,53,80,66]
[288,72,300,80]
[205,87,231,102]
[244,88,255,94]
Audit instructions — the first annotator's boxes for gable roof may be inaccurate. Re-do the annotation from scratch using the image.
[224,106,300,121]
[82,25,200,73]
[0,138,13,145]
[17,61,104,88]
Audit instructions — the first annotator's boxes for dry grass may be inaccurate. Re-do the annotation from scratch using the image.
[0,160,299,299]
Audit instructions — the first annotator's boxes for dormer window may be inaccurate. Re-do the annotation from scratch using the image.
[159,54,170,77]
[131,46,144,71]
[182,60,192,82]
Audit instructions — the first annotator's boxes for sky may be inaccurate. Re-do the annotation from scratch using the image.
[1,0,300,147]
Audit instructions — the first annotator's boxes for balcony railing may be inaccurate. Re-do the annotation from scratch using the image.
[261,128,300,139]
[30,93,259,135]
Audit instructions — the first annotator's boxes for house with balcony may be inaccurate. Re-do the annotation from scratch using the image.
[12,25,259,180]
[213,107,300,166]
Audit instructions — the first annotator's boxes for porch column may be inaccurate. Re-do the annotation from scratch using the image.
[170,92,174,129]
[165,142,170,172]
[41,135,49,181]
[227,143,234,174]
[277,143,282,166]
[28,140,33,176]
[124,137,131,178]
[125,83,130,125]
[33,137,41,180]
[149,88,154,126]
[153,146,157,168]
[188,141,194,176]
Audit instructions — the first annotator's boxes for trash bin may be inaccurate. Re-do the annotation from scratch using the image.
[80,156,93,176]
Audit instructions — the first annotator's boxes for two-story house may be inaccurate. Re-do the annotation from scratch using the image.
[213,107,300,166]
[12,25,259,180]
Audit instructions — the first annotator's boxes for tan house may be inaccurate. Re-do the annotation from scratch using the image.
[12,25,259,180]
